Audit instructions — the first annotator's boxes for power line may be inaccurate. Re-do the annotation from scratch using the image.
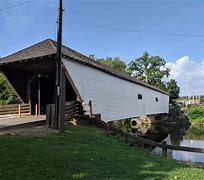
[66,20,204,38]
[0,0,32,12]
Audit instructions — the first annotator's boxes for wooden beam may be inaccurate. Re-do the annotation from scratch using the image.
[63,62,83,103]
[59,67,65,133]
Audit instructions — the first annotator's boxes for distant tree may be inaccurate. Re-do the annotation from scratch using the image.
[97,57,127,74]
[127,52,170,90]
[166,79,180,103]
[0,73,19,105]
[200,96,204,103]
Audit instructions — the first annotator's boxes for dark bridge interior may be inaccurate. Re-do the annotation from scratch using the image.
[0,55,77,115]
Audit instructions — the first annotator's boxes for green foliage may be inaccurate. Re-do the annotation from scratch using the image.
[187,106,204,122]
[184,125,204,140]
[95,52,180,102]
[167,79,180,102]
[97,57,127,74]
[200,96,204,103]
[127,52,170,90]
[0,125,203,179]
[0,73,19,105]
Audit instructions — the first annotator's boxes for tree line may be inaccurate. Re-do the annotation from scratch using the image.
[92,52,180,103]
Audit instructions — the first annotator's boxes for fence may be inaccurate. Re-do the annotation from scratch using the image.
[107,124,204,157]
[46,100,84,128]
[0,103,31,117]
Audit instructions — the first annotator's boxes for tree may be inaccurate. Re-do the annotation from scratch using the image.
[97,57,127,74]
[166,79,180,102]
[127,52,170,90]
[0,73,19,105]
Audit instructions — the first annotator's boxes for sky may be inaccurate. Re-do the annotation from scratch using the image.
[1,0,204,96]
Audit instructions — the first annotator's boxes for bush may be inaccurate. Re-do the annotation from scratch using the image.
[187,106,204,122]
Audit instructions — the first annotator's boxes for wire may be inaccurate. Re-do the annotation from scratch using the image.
[66,20,204,38]
[0,0,32,12]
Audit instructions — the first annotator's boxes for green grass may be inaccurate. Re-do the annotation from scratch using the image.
[187,106,204,123]
[0,125,203,180]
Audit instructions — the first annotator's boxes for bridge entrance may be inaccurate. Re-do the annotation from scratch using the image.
[0,55,78,118]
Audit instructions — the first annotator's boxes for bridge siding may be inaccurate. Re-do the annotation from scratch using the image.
[63,58,169,122]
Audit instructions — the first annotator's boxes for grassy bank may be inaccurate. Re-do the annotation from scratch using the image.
[0,125,203,179]
[187,106,204,123]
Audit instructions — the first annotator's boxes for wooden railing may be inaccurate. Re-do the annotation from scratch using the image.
[46,101,84,128]
[0,103,31,117]
[65,101,84,117]
[86,117,204,157]
[107,125,204,157]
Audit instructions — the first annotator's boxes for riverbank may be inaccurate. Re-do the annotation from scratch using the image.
[185,105,204,123]
[0,125,203,179]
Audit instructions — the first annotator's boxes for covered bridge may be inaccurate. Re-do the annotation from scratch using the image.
[0,39,169,122]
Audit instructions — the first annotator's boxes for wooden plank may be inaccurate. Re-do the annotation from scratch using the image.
[65,101,80,106]
[65,107,79,115]
[65,104,79,111]
[108,126,204,154]
[0,103,30,116]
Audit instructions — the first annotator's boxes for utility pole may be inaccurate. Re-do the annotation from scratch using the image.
[55,0,65,133]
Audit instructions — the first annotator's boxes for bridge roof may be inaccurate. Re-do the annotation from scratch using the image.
[0,39,169,95]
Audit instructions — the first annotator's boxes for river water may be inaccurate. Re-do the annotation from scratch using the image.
[111,120,204,164]
[152,124,204,164]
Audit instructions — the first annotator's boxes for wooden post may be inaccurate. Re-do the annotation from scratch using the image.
[162,141,167,158]
[38,74,41,115]
[35,104,38,117]
[59,67,65,133]
[54,0,63,130]
[18,105,21,118]
[46,105,51,127]
[89,100,93,118]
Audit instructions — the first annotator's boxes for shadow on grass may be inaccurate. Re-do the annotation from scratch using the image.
[0,125,203,179]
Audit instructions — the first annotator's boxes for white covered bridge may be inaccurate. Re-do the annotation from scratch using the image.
[0,39,169,123]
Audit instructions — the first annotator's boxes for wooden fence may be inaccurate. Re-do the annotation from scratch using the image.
[108,125,204,157]
[87,117,204,157]
[46,100,84,128]
[0,103,31,117]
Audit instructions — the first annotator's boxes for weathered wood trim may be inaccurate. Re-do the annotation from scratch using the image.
[62,62,83,103]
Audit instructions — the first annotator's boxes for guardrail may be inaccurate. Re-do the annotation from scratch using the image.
[0,103,31,117]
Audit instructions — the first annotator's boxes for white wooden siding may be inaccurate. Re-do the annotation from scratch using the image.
[63,58,169,122]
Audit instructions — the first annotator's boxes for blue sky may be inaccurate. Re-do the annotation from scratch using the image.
[1,0,204,95]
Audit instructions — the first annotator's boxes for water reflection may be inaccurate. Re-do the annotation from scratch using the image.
[110,119,204,164]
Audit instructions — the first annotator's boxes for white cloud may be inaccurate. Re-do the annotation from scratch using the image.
[166,56,204,96]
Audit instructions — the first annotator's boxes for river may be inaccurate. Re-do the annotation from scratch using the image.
[111,120,204,164]
[152,124,204,164]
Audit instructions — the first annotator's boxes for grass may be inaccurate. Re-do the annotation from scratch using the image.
[184,124,204,140]
[187,106,204,123]
[0,125,204,180]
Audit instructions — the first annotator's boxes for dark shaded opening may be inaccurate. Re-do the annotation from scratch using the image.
[131,120,137,126]
[1,56,78,115]
[138,94,142,100]
[30,75,77,115]
[30,74,55,115]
